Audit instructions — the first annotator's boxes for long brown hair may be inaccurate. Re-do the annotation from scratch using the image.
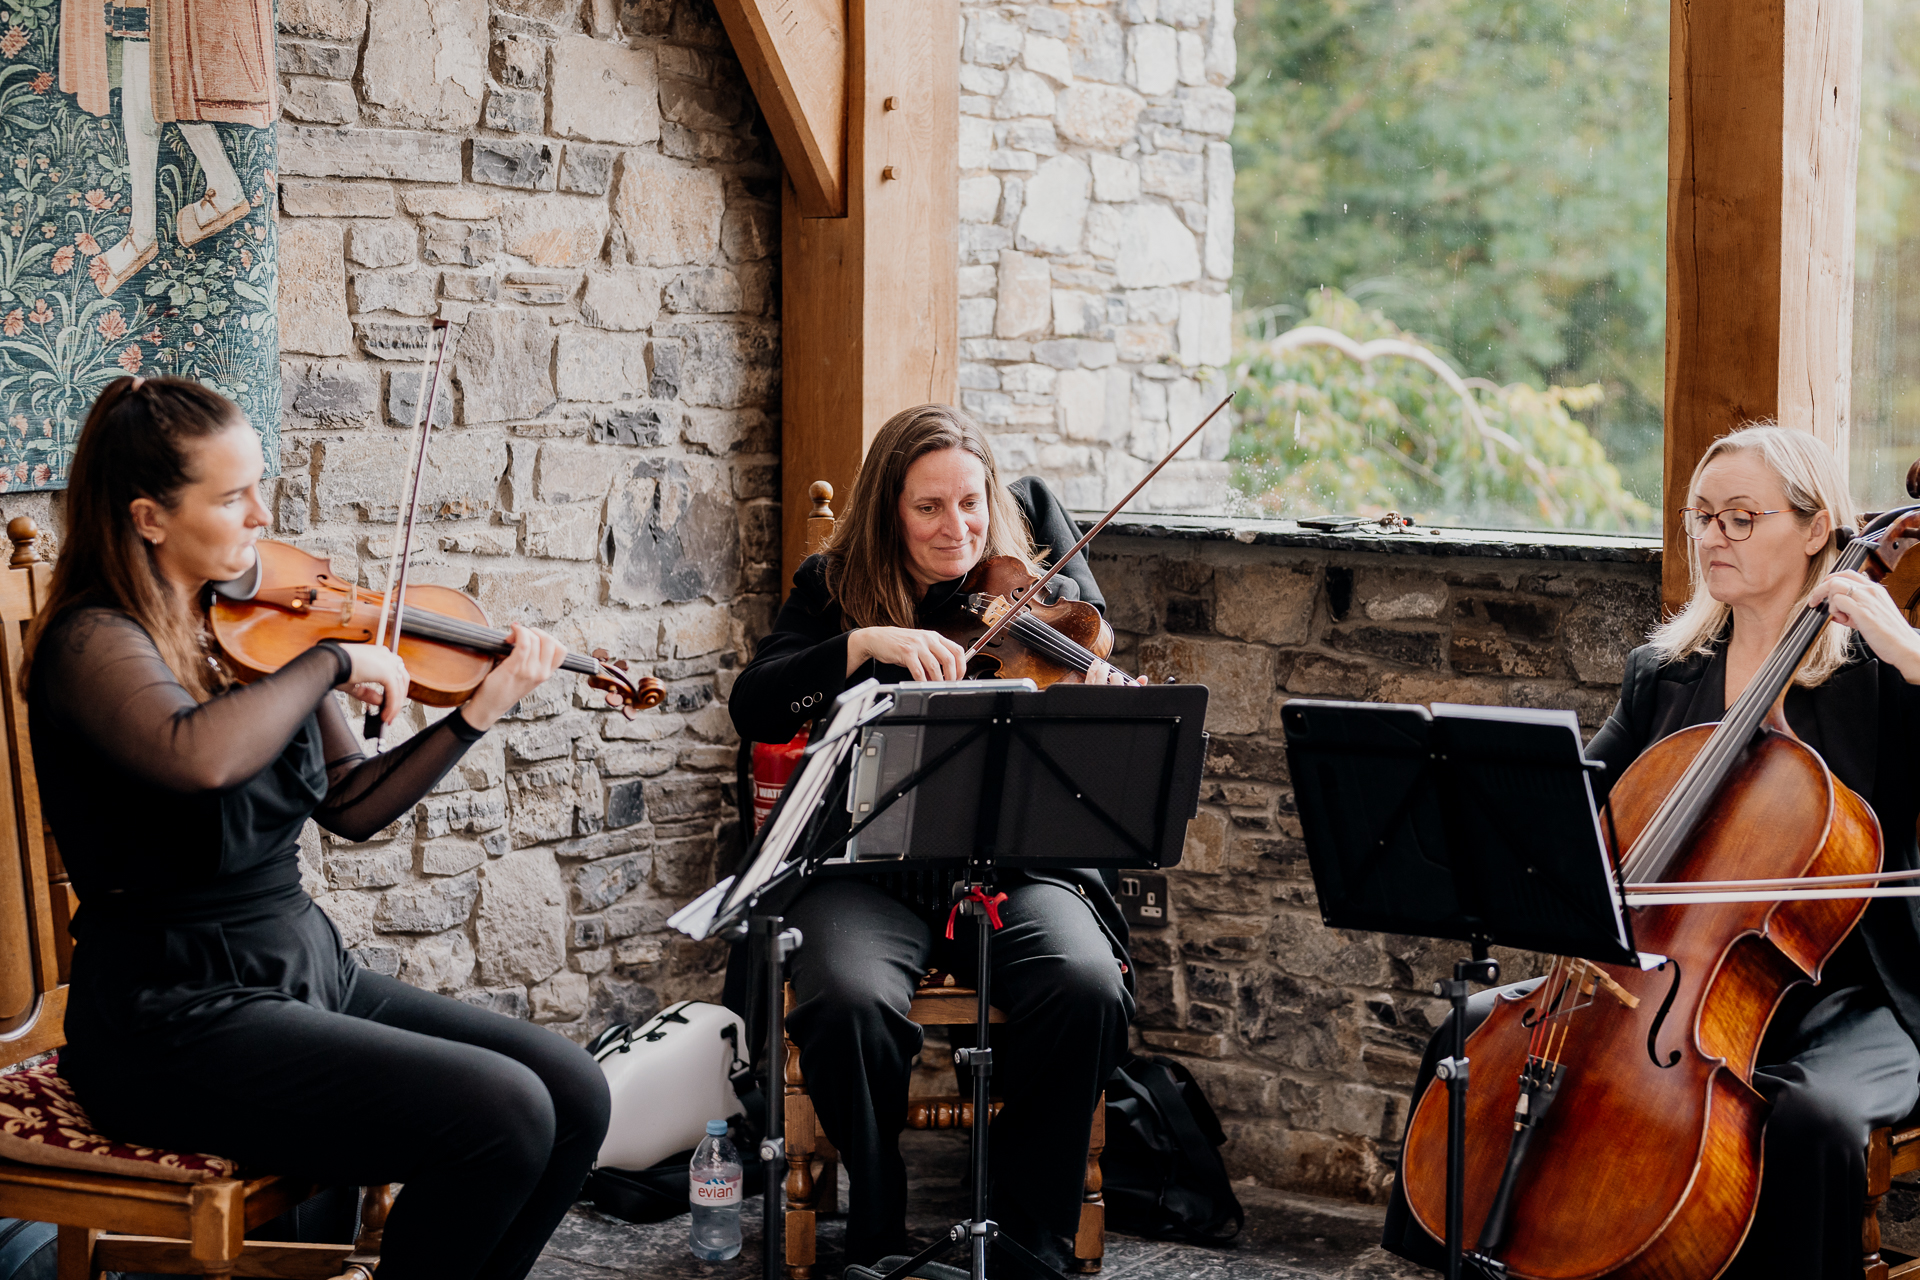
[25,377,249,701]
[824,404,1042,629]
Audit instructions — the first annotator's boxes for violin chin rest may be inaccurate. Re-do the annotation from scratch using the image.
[210,550,263,601]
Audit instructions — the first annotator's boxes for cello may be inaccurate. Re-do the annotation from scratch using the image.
[1398,503,1920,1280]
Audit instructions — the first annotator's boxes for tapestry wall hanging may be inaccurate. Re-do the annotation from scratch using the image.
[0,0,279,490]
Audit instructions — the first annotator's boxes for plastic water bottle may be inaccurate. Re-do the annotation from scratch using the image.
[689,1119,743,1260]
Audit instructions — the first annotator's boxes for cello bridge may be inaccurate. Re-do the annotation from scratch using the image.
[1566,957,1639,1010]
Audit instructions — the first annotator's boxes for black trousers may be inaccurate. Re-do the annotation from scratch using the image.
[1381,978,1920,1278]
[64,970,610,1280]
[783,876,1133,1259]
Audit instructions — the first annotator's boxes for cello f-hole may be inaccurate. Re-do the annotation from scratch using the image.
[1646,959,1684,1069]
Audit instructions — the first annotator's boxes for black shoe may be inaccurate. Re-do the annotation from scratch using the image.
[992,1223,1073,1278]
[845,1228,917,1270]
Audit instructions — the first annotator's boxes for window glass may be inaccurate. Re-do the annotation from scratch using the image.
[1225,0,1667,533]
[1853,0,1920,514]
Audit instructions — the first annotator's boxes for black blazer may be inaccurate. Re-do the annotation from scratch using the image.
[1589,641,1920,1040]
[727,476,1131,993]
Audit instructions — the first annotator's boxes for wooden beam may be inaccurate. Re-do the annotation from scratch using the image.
[1663,0,1863,613]
[711,0,848,218]
[779,0,958,587]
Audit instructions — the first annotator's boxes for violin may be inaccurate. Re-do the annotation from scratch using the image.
[1396,505,1920,1280]
[208,539,664,715]
[932,554,1137,687]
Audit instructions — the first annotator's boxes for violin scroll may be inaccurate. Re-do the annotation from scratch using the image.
[589,648,665,717]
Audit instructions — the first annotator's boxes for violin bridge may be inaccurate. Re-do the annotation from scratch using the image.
[1568,957,1639,1010]
[339,593,357,626]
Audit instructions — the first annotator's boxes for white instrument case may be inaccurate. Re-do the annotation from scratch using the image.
[593,1000,748,1171]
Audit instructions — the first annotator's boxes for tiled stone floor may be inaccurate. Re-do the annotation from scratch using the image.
[535,1130,1429,1280]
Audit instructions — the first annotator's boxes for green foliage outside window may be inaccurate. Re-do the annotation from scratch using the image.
[1231,289,1654,531]
[1229,0,1669,521]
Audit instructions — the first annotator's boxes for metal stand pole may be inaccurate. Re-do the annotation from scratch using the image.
[757,914,802,1280]
[1434,949,1498,1280]
[959,886,996,1280]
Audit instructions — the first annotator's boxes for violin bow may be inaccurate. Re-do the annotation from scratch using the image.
[365,317,456,744]
[962,391,1236,667]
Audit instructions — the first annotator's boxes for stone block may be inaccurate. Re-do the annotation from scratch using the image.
[1285,654,1373,698]
[284,76,358,125]
[964,11,1023,66]
[531,970,590,1021]
[348,222,414,268]
[361,0,487,131]
[475,849,567,985]
[995,251,1051,338]
[721,203,776,262]
[492,33,547,88]
[1176,290,1231,366]
[405,188,504,220]
[280,126,463,183]
[375,870,479,933]
[501,271,579,305]
[1563,577,1657,685]
[660,76,747,131]
[1179,85,1237,137]
[459,987,531,1019]
[278,0,366,41]
[996,68,1057,119]
[1090,153,1141,203]
[1450,597,1565,679]
[1213,562,1317,645]
[575,852,647,912]
[420,837,487,876]
[561,144,617,196]
[1353,568,1446,621]
[656,321,777,409]
[284,359,378,426]
[472,139,556,190]
[314,432,506,521]
[664,267,743,314]
[484,87,546,134]
[280,180,396,219]
[608,457,740,605]
[1069,8,1125,82]
[474,565,593,627]
[1056,83,1142,148]
[501,197,610,268]
[453,310,555,422]
[606,779,646,829]
[351,269,437,317]
[1205,141,1233,280]
[416,789,509,838]
[580,268,664,331]
[616,152,725,266]
[959,175,1001,224]
[1130,24,1179,96]
[385,368,456,429]
[590,404,673,447]
[1014,154,1090,255]
[552,36,661,145]
[1113,203,1200,288]
[1137,635,1275,735]
[278,39,359,79]
[1142,150,1205,202]
[504,763,582,847]
[555,329,651,402]
[278,221,353,356]
[326,845,411,889]
[1328,624,1444,669]
[400,928,475,991]
[522,502,602,560]
[1025,32,1073,85]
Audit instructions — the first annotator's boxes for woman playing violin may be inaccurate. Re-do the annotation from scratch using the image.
[28,377,608,1280]
[730,403,1134,1269]
[1383,424,1920,1278]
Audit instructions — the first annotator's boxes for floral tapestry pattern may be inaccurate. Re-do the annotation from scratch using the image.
[0,0,279,491]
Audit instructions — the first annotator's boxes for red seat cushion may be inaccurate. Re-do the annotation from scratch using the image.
[0,1058,238,1184]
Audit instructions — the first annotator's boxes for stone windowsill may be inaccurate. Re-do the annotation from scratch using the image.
[1076,511,1663,564]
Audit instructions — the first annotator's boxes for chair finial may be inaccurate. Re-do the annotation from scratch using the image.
[808,482,833,520]
[8,516,39,568]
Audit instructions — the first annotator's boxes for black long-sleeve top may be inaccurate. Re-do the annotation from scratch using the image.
[731,475,1104,746]
[1587,640,1920,1039]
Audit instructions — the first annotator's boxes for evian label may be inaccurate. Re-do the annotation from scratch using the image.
[691,1173,741,1207]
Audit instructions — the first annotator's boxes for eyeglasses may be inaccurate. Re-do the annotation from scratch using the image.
[1678,506,1786,542]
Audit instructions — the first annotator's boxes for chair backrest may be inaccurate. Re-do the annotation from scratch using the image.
[807,481,834,555]
[0,517,66,1069]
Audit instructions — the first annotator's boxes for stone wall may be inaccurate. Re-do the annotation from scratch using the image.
[957,0,1239,512]
[268,0,779,1034]
[1090,521,1662,1200]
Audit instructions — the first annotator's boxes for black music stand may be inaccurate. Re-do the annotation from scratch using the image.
[1280,699,1646,1280]
[837,680,1208,1280]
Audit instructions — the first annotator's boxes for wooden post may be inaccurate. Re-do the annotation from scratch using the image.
[778,0,959,588]
[1662,0,1863,613]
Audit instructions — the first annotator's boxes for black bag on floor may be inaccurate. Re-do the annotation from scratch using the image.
[0,1219,54,1280]
[1102,1054,1244,1243]
[585,1142,767,1225]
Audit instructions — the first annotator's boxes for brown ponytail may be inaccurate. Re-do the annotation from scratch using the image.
[24,376,249,701]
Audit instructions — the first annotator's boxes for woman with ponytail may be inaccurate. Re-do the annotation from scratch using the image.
[25,377,610,1280]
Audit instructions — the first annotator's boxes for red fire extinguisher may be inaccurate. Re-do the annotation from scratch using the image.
[750,730,809,833]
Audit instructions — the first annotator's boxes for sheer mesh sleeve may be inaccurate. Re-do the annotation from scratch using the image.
[312,695,483,842]
[35,606,352,793]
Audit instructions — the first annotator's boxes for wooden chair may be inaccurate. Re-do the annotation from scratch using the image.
[781,976,1106,1279]
[0,517,390,1280]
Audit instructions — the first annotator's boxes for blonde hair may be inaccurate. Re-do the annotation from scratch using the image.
[824,404,1042,630]
[1649,422,1855,686]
